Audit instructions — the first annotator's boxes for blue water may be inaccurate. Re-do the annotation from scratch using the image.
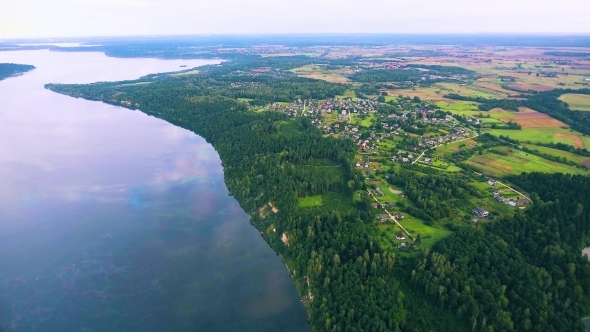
[0,50,308,331]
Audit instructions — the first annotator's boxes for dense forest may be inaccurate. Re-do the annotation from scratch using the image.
[0,63,35,81]
[46,56,590,331]
[414,173,590,331]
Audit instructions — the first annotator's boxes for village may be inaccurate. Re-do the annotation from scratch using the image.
[265,95,532,251]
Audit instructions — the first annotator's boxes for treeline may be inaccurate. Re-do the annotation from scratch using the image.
[413,172,590,332]
[0,63,35,81]
[443,93,520,111]
[524,89,590,136]
[543,51,590,57]
[405,64,476,75]
[46,67,410,331]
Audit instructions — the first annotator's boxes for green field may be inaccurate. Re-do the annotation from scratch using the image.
[400,215,452,249]
[522,143,590,166]
[298,195,323,208]
[466,148,587,177]
[559,93,590,112]
[436,100,479,112]
[486,127,590,149]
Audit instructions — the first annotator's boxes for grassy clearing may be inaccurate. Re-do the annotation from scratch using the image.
[435,82,499,99]
[559,93,590,112]
[436,100,480,112]
[170,69,200,76]
[298,195,323,208]
[400,215,452,249]
[336,89,357,99]
[117,82,151,87]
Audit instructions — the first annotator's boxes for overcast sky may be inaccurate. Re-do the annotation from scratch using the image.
[2,0,590,39]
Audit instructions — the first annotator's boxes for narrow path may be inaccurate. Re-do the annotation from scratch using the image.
[367,190,413,239]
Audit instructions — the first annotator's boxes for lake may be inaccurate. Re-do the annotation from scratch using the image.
[0,50,309,331]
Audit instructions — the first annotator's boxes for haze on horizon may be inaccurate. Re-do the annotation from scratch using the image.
[1,0,590,39]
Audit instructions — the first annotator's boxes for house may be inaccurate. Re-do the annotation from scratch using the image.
[402,158,409,163]
[492,188,500,195]
[507,201,517,207]
[375,188,384,196]
[396,212,404,219]
[473,207,489,218]
[396,233,406,240]
[378,214,389,222]
[371,203,379,209]
[386,202,395,209]
[487,179,497,186]
[398,242,407,249]
[495,196,505,202]
[423,158,432,164]
[517,197,529,207]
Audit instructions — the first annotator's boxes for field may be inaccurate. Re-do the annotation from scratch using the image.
[466,148,588,177]
[521,143,590,167]
[298,195,323,208]
[372,214,452,251]
[559,93,590,112]
[401,216,452,249]
[486,127,590,149]
[502,107,568,128]
[291,64,350,83]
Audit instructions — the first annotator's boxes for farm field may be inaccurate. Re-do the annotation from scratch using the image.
[559,93,590,111]
[466,148,588,177]
[486,127,590,149]
[521,143,590,167]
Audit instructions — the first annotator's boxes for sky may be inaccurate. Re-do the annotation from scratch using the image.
[1,0,590,39]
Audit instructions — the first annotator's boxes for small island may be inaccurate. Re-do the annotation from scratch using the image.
[0,63,36,81]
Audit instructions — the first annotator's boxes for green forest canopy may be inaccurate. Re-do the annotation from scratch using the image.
[46,56,590,332]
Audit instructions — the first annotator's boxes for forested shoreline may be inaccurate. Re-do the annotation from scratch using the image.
[46,57,590,331]
[0,63,35,81]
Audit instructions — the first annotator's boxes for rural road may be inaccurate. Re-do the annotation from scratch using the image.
[367,190,413,239]
[472,171,532,202]
[413,127,479,164]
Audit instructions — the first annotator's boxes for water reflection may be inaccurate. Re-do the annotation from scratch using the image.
[0,50,308,331]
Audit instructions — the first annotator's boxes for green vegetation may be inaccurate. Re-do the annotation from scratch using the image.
[298,195,323,208]
[414,173,590,332]
[45,50,590,332]
[0,63,35,81]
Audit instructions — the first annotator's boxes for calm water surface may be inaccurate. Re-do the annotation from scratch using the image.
[0,50,309,331]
